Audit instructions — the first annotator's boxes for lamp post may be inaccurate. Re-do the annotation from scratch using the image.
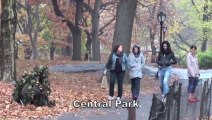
[162,26,167,41]
[157,12,166,49]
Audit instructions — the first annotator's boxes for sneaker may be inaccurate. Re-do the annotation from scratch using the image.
[162,95,167,102]
[108,96,114,100]
[116,97,121,101]
[132,96,138,101]
[193,96,198,101]
[188,97,198,103]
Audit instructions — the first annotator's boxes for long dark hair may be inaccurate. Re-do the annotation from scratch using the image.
[132,45,140,55]
[106,45,122,68]
[160,41,172,54]
[113,45,122,53]
[190,45,197,50]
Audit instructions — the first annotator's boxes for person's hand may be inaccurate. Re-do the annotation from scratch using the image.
[165,61,171,66]
[195,73,200,78]
[160,62,166,66]
[104,69,107,75]
[131,66,136,69]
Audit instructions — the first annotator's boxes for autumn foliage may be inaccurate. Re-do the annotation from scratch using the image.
[0,59,108,119]
[0,59,166,119]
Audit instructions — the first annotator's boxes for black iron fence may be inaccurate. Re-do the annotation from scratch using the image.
[148,81,182,120]
[199,78,212,120]
[149,78,212,120]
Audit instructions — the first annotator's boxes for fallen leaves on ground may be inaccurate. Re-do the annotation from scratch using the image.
[0,59,177,119]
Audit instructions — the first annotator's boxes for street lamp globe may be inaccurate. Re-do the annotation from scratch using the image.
[157,12,166,22]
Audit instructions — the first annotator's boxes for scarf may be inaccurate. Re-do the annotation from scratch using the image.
[133,52,140,58]
[115,52,123,63]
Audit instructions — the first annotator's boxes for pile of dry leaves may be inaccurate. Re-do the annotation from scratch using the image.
[0,59,177,119]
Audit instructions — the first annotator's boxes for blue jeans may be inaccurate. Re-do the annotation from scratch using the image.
[188,77,199,93]
[158,66,172,95]
[131,77,141,99]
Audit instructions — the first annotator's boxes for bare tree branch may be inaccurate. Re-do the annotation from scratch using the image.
[15,0,36,16]
[177,33,191,47]
[51,0,65,17]
[82,16,88,27]
[17,22,24,34]
[99,16,116,36]
[99,1,117,14]
[82,16,92,53]
[173,36,189,52]
[82,16,90,34]
[138,1,151,7]
[174,19,197,30]
[39,19,49,32]
[99,7,113,14]
[51,0,75,31]
[191,0,200,13]
[101,1,118,9]
[82,2,94,17]
[16,0,26,9]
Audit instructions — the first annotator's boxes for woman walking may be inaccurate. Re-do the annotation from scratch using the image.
[187,45,200,102]
[156,41,177,99]
[106,45,128,101]
[128,45,145,100]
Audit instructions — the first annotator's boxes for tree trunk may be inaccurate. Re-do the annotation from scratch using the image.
[0,1,3,79]
[112,0,138,54]
[61,47,66,56]
[60,35,72,57]
[201,33,208,52]
[72,0,83,60]
[151,41,157,63]
[32,5,39,59]
[1,0,17,81]
[148,1,159,63]
[112,0,138,83]
[26,2,39,59]
[51,0,83,61]
[84,30,92,61]
[149,13,157,63]
[15,42,19,59]
[50,41,56,60]
[72,29,82,60]
[91,0,101,61]
[65,34,72,57]
[201,1,210,52]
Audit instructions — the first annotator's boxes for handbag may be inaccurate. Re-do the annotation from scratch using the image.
[101,69,108,89]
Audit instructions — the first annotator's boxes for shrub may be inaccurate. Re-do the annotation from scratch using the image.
[197,49,212,69]
[176,48,212,69]
[12,66,55,107]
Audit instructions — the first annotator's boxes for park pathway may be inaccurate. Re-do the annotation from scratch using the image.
[46,64,212,120]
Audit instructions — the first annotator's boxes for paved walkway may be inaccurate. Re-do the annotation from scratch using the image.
[47,64,212,120]
[50,64,212,80]
[45,95,153,120]
[49,63,105,73]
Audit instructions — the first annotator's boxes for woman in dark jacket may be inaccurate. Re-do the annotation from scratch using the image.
[156,41,177,99]
[106,45,128,101]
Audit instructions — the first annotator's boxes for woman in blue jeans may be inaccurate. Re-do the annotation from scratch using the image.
[128,45,145,100]
[156,41,177,98]
[187,45,200,102]
[106,45,128,101]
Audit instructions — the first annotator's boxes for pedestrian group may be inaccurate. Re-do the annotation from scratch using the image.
[106,41,200,103]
